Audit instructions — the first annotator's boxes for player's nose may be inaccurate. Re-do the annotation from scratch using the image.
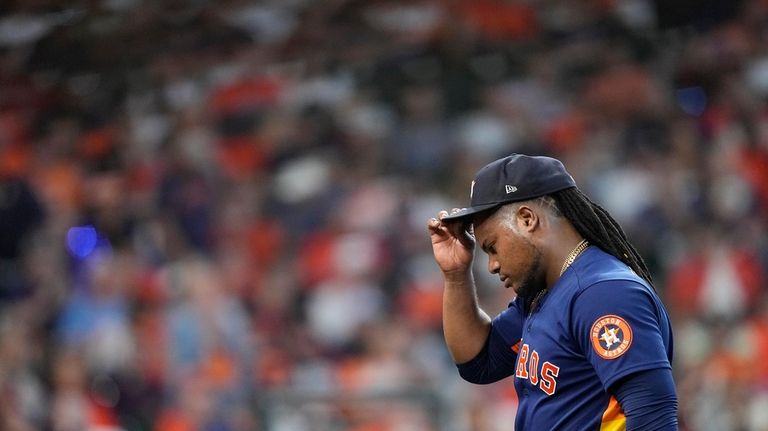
[487,255,500,274]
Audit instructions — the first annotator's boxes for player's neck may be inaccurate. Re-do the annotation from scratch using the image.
[545,225,585,287]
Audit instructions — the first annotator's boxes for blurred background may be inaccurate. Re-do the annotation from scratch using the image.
[0,0,767,430]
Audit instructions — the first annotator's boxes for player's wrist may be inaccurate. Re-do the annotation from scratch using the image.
[442,269,474,287]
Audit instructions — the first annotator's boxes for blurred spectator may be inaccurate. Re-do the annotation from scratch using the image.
[161,256,256,430]
[0,308,46,431]
[667,229,764,320]
[0,175,44,300]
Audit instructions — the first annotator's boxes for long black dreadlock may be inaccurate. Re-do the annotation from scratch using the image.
[549,187,654,288]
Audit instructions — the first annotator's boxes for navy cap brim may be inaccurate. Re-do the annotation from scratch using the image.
[441,202,502,223]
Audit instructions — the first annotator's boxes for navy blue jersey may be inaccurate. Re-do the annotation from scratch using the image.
[457,246,674,430]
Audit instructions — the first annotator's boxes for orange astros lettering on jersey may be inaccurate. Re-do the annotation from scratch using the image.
[515,343,560,396]
[591,315,633,360]
[529,350,540,385]
[515,344,530,378]
[539,362,560,395]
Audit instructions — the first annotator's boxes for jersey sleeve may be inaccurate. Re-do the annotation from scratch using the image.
[457,299,525,384]
[613,368,679,430]
[571,279,672,392]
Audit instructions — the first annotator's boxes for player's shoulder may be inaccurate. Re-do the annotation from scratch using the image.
[570,246,652,294]
[565,247,667,327]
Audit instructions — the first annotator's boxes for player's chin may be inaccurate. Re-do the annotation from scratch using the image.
[515,281,540,301]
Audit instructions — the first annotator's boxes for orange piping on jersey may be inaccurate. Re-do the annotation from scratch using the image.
[511,340,522,354]
[600,396,626,431]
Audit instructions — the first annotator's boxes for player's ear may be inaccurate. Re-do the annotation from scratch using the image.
[516,205,538,232]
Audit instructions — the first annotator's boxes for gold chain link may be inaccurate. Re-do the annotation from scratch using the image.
[559,239,589,276]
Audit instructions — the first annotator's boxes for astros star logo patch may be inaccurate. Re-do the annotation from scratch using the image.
[590,315,633,360]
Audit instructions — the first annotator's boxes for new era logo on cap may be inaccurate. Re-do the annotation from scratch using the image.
[441,153,578,222]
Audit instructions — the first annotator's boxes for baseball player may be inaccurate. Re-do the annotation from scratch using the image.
[427,154,677,430]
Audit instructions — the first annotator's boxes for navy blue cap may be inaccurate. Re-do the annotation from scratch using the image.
[442,154,577,222]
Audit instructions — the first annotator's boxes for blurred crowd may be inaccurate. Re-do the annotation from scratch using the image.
[1,0,768,430]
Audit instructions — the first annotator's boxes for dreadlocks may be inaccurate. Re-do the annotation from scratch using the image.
[549,187,654,288]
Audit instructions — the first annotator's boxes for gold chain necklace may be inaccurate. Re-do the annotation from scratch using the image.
[559,239,589,276]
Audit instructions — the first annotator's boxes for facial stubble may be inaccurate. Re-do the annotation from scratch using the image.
[514,240,548,311]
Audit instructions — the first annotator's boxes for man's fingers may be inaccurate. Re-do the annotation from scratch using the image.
[428,216,448,235]
[448,221,473,249]
[459,221,475,248]
[445,219,463,238]
[433,210,474,244]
